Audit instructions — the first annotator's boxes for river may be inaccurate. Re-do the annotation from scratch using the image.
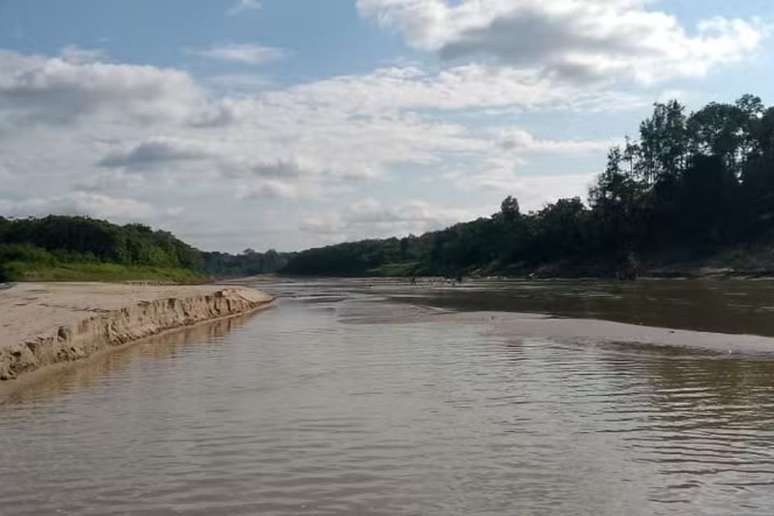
[2,278,774,515]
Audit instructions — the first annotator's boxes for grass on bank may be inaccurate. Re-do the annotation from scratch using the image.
[1,261,207,283]
[0,244,207,284]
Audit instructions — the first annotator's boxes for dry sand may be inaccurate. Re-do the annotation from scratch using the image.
[0,282,273,386]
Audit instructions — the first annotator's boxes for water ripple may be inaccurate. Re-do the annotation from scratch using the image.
[3,287,774,515]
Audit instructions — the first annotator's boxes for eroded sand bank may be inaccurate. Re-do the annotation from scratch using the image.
[0,282,274,384]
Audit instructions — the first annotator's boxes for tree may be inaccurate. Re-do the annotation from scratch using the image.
[682,95,766,177]
[589,147,645,251]
[680,154,739,243]
[500,195,521,221]
[279,94,774,279]
[532,197,588,259]
[637,100,688,183]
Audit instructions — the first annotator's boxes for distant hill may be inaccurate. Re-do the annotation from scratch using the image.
[282,95,774,279]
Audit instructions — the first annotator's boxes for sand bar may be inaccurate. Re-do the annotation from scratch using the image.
[441,311,774,356]
[347,304,774,356]
[0,282,274,384]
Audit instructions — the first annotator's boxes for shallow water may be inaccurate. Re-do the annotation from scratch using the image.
[3,279,774,515]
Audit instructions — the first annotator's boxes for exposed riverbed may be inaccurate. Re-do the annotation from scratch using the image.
[2,278,774,515]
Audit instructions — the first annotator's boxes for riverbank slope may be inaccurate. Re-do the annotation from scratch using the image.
[0,282,273,383]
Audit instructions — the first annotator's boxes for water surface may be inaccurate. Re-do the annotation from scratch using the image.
[2,279,774,515]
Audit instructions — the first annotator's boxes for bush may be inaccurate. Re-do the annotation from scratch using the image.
[0,243,56,265]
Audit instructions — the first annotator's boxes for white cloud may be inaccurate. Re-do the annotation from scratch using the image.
[221,159,311,179]
[226,0,262,16]
[190,43,286,66]
[0,192,162,221]
[98,138,213,168]
[496,128,612,154]
[204,73,274,94]
[0,50,209,124]
[266,64,644,115]
[0,2,767,252]
[237,180,304,200]
[300,198,476,240]
[223,160,322,200]
[357,0,765,84]
[60,45,108,64]
[348,198,473,227]
[0,47,650,250]
[446,157,598,210]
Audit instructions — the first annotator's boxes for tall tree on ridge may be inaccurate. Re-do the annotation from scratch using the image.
[637,100,688,184]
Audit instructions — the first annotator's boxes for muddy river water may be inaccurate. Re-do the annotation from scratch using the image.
[2,278,774,515]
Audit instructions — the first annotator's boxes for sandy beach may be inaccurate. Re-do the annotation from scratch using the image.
[0,282,273,388]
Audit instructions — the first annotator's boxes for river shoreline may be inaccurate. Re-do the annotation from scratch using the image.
[0,282,274,394]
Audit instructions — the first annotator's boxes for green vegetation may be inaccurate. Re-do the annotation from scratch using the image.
[0,215,291,283]
[283,95,774,278]
[0,217,207,283]
[203,248,292,278]
[2,260,205,283]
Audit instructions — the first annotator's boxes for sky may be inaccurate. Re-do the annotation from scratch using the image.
[0,0,772,253]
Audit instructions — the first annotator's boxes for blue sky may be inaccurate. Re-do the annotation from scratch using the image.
[0,1,408,84]
[0,0,772,251]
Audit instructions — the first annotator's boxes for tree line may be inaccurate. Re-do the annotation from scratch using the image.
[0,216,289,281]
[282,95,774,278]
[4,95,773,281]
[203,248,292,277]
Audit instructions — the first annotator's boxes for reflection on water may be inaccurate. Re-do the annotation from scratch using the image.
[2,279,774,515]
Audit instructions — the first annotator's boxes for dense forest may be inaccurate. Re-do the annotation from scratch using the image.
[0,216,288,282]
[203,248,292,278]
[282,95,774,278]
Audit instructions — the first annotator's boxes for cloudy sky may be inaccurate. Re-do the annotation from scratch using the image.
[0,0,772,252]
